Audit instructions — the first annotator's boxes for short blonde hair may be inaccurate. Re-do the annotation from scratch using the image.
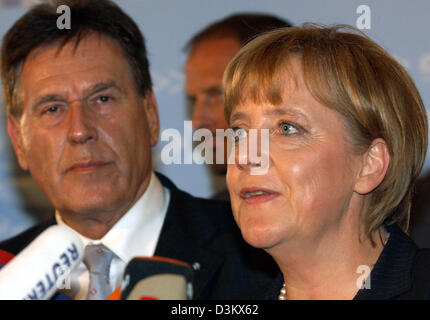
[223,24,428,239]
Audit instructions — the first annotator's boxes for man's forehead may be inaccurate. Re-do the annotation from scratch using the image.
[18,33,137,109]
[193,34,240,50]
[24,33,119,65]
[187,35,241,64]
[20,34,132,88]
[185,36,241,93]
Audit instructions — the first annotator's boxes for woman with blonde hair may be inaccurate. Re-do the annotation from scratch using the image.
[223,24,430,299]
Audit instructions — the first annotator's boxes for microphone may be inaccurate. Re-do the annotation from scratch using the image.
[119,256,194,300]
[0,249,15,268]
[0,225,84,300]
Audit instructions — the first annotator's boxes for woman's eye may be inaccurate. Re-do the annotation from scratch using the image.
[279,122,299,135]
[232,127,248,143]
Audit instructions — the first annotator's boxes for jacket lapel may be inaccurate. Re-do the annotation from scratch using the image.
[155,226,225,299]
[354,223,417,300]
[154,173,226,299]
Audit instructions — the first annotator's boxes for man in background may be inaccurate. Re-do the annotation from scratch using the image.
[185,14,292,200]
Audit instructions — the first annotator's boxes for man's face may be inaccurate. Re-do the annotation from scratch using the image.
[185,36,241,174]
[8,34,159,220]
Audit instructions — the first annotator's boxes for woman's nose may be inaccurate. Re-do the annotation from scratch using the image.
[233,129,270,175]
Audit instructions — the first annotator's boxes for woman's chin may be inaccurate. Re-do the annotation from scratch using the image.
[239,224,285,250]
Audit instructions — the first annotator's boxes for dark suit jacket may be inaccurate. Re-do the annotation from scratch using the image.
[262,222,430,300]
[409,172,430,248]
[0,172,279,300]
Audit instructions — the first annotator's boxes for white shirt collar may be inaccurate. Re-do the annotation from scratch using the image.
[55,171,170,263]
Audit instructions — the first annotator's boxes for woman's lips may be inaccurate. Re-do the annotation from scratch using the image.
[239,187,280,204]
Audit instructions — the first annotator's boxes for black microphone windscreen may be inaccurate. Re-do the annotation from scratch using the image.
[121,256,194,300]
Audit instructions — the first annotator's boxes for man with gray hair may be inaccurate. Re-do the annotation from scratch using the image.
[0,0,277,299]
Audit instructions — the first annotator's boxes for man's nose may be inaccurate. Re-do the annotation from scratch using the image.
[66,101,97,145]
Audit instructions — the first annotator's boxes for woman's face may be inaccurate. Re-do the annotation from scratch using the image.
[227,59,364,250]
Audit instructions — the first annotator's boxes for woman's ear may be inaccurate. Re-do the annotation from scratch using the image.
[7,115,29,171]
[354,138,390,195]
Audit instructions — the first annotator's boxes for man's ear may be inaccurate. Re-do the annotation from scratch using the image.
[7,115,29,171]
[143,91,160,147]
[354,138,390,195]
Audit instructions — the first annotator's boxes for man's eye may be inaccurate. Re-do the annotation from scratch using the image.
[187,96,196,109]
[279,122,299,135]
[42,105,60,115]
[97,96,112,103]
[210,89,223,99]
[232,127,248,143]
